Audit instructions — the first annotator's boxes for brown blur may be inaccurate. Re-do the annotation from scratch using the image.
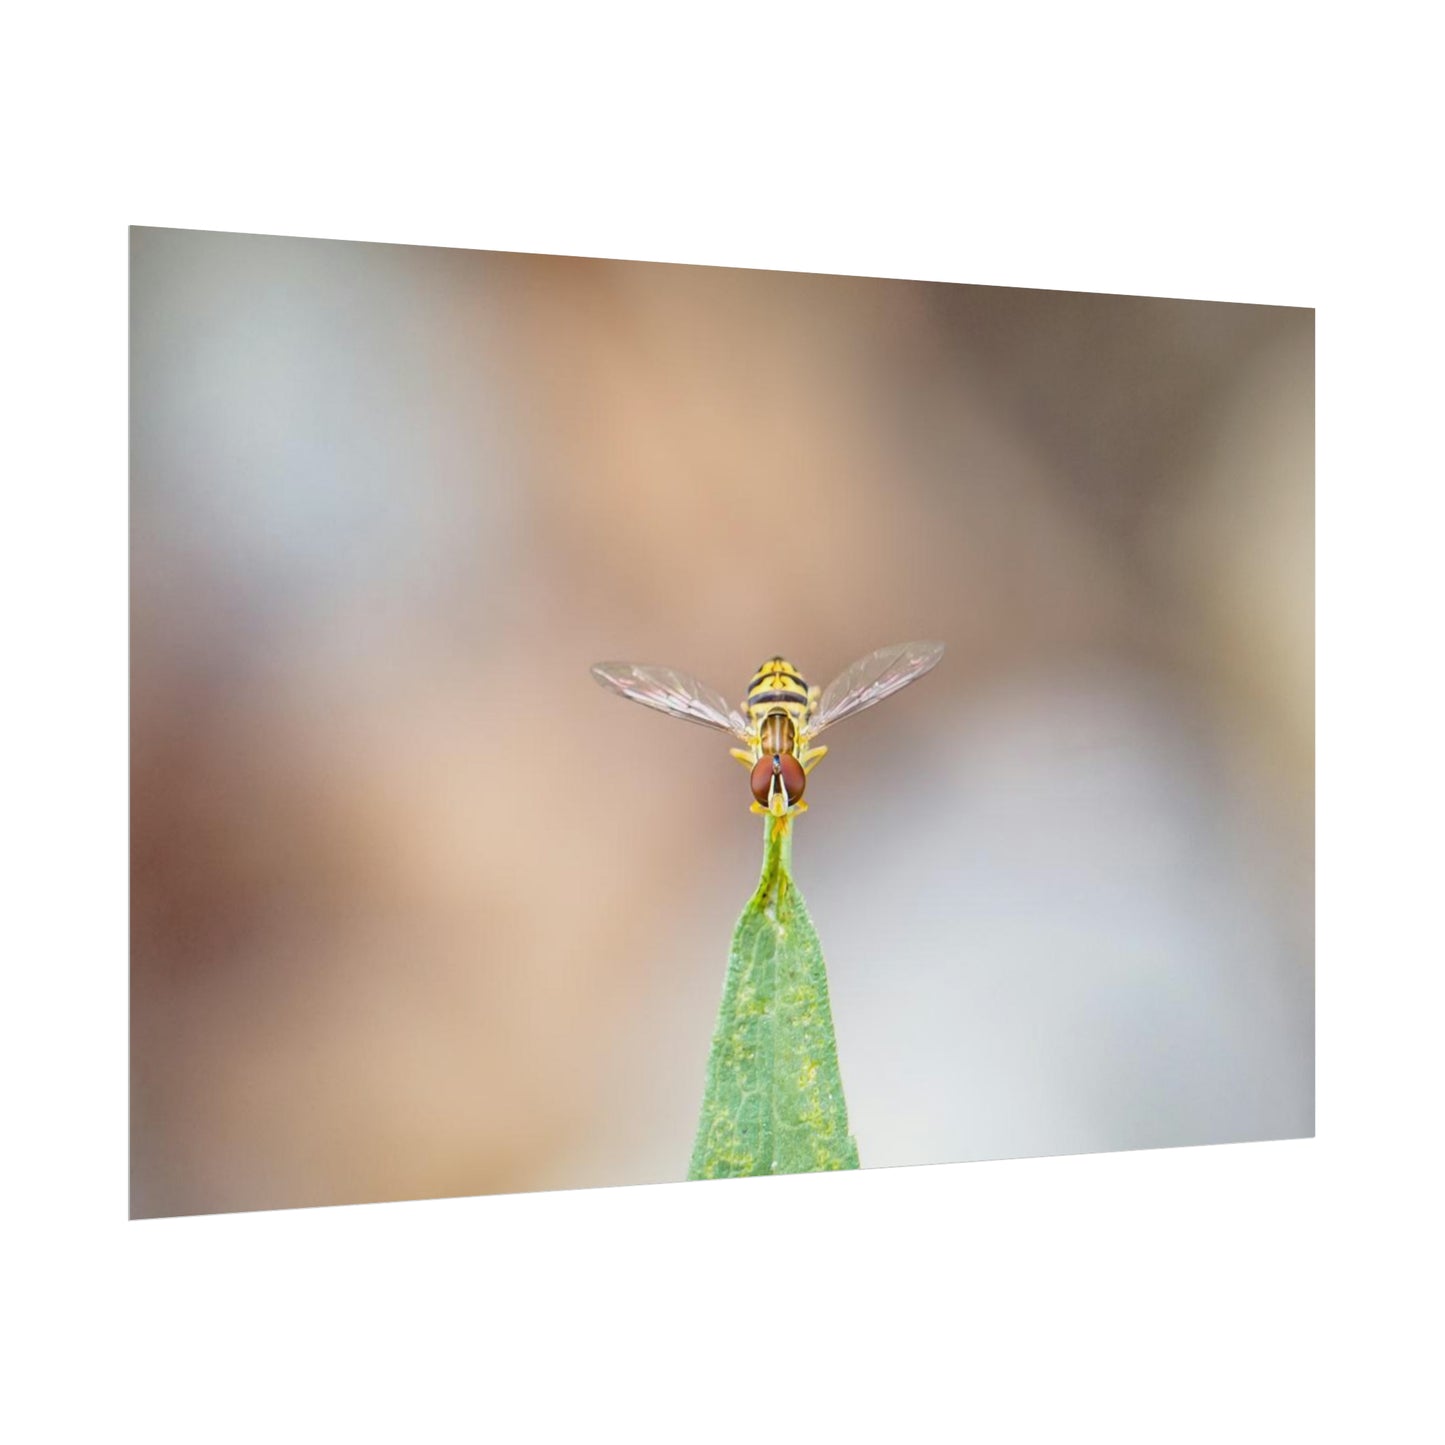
[130,228,1312,1218]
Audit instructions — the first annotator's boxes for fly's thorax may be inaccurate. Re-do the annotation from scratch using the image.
[758,710,796,756]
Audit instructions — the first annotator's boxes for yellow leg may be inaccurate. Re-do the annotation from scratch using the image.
[799,744,828,774]
[753,798,807,823]
[730,748,756,768]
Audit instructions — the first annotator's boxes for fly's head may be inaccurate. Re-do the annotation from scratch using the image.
[750,752,806,817]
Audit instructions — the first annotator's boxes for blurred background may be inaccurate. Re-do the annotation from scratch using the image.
[130,227,1312,1219]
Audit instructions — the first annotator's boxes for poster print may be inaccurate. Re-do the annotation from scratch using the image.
[130,228,1313,1218]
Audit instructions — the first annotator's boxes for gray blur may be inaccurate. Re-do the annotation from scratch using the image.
[130,227,1313,1217]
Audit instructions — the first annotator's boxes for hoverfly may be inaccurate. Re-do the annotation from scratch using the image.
[591,641,944,828]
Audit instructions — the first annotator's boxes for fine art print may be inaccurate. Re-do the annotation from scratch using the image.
[130,227,1313,1218]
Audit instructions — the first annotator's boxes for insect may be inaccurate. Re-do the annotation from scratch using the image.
[591,641,944,830]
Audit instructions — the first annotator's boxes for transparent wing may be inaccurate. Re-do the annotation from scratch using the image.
[590,661,750,738]
[807,640,945,737]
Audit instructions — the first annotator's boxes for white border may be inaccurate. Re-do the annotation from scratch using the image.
[6,4,1440,1440]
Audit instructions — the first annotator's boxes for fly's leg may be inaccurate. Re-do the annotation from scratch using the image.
[797,743,828,774]
[753,793,808,829]
[731,725,762,768]
[750,787,805,821]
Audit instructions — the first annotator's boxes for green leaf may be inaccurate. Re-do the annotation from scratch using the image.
[688,820,860,1179]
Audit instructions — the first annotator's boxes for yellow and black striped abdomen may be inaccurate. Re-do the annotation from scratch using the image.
[745,656,816,754]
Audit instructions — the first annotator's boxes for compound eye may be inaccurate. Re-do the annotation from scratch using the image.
[777,753,806,802]
[749,756,775,806]
[749,754,807,806]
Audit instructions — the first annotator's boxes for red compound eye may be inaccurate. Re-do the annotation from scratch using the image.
[749,756,774,805]
[749,753,807,807]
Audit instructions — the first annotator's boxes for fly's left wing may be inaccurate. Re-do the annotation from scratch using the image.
[590,661,750,737]
[806,641,944,737]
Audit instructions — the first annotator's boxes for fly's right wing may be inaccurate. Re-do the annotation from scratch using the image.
[590,662,750,738]
[807,640,945,737]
